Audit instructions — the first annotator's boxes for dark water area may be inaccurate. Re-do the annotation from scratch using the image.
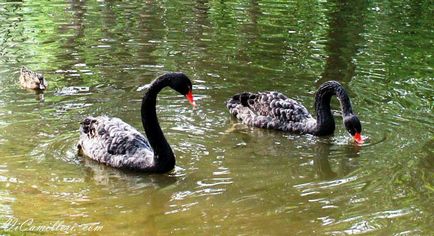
[0,0,432,235]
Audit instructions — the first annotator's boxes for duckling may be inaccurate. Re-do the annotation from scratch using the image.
[19,67,47,90]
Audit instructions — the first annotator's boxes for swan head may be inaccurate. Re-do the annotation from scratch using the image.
[168,72,196,106]
[344,115,363,143]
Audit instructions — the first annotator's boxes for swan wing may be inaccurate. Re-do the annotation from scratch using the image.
[78,116,155,169]
[227,92,316,133]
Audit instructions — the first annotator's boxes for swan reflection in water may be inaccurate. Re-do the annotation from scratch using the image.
[80,155,179,189]
[313,142,361,180]
[79,156,179,235]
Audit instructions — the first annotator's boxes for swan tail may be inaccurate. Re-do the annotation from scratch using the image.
[79,116,98,137]
[226,92,256,115]
[226,92,276,129]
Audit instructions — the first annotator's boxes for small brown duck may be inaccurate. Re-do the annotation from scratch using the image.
[19,67,47,90]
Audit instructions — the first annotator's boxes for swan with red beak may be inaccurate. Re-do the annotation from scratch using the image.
[78,72,196,173]
[226,80,365,144]
[186,90,196,106]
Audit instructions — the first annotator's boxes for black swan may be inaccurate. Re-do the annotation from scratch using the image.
[77,72,196,173]
[19,67,47,90]
[226,81,364,143]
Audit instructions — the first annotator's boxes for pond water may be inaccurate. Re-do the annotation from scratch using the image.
[0,0,432,235]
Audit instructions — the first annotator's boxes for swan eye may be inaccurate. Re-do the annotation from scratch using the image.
[346,128,354,135]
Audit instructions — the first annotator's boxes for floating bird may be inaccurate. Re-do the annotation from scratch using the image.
[226,81,364,143]
[19,67,47,90]
[78,72,196,173]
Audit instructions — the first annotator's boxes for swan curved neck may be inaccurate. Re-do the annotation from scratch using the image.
[314,81,353,135]
[141,76,175,173]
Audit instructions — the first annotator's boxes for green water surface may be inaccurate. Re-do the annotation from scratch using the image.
[0,0,433,235]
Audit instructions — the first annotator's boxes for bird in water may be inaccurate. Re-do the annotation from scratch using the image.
[19,67,47,90]
[226,81,364,143]
[77,72,196,173]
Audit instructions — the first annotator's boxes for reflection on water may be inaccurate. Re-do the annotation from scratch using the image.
[0,0,433,235]
[313,142,359,180]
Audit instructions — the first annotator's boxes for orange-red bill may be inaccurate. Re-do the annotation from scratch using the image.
[186,90,196,106]
[353,132,364,144]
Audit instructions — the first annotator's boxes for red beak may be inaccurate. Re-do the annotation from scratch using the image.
[185,90,196,107]
[353,132,364,144]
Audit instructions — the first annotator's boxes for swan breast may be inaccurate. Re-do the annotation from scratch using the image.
[78,116,155,170]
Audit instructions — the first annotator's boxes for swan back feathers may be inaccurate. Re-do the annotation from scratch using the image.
[78,116,155,170]
[227,91,317,133]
